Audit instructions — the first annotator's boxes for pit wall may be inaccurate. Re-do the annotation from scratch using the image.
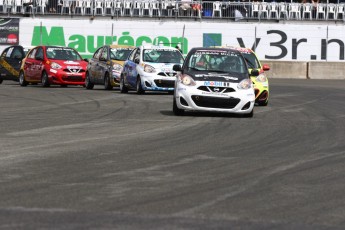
[263,61,345,79]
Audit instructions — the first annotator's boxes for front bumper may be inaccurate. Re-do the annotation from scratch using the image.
[49,69,85,85]
[175,83,255,114]
[140,73,175,91]
[252,80,269,103]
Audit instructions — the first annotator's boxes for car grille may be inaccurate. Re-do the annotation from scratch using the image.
[154,79,175,88]
[63,68,85,74]
[191,95,240,109]
[157,72,177,77]
[62,76,84,81]
[198,86,235,93]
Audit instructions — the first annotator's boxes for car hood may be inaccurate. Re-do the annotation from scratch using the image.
[51,60,87,68]
[148,62,180,71]
[111,60,125,66]
[185,70,248,83]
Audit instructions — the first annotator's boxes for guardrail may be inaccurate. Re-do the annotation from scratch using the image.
[1,0,345,21]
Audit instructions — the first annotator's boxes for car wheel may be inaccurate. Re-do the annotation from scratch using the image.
[41,71,50,87]
[258,100,268,106]
[136,76,145,94]
[19,71,28,87]
[85,72,94,90]
[120,74,128,93]
[173,97,184,116]
[104,73,113,90]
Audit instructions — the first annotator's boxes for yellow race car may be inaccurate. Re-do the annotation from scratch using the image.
[230,47,270,106]
[85,45,135,90]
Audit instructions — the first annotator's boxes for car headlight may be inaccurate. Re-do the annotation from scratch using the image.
[237,79,253,90]
[112,63,122,72]
[256,74,267,82]
[144,64,156,73]
[50,62,61,69]
[179,74,196,86]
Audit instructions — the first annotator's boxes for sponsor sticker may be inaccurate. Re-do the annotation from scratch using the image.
[64,61,79,65]
[203,81,232,87]
[201,91,228,97]
[162,68,171,72]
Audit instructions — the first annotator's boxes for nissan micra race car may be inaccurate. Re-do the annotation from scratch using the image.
[19,46,88,87]
[224,46,270,106]
[0,45,30,84]
[85,45,135,90]
[120,45,184,94]
[172,47,259,117]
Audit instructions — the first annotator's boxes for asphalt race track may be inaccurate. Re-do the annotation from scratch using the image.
[0,79,345,230]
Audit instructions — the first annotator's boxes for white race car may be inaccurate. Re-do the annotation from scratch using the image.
[120,45,184,94]
[172,47,259,117]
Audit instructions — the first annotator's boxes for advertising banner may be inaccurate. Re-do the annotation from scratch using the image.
[2,18,345,61]
[0,18,19,45]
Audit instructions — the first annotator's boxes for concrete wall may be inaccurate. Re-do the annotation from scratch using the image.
[308,62,345,80]
[262,61,345,80]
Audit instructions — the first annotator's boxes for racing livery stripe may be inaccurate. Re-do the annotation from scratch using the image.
[0,59,19,76]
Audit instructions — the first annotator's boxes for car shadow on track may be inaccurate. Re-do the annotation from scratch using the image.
[160,110,254,118]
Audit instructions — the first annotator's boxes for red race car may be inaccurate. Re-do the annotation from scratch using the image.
[19,45,88,87]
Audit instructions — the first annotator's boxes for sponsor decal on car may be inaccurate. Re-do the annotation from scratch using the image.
[64,61,79,65]
[203,81,234,87]
[201,91,229,97]
[0,59,18,76]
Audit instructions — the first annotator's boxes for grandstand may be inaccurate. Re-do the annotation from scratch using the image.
[1,0,345,21]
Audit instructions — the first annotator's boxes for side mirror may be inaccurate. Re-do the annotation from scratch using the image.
[173,64,182,71]
[134,57,140,64]
[36,56,44,61]
[262,64,270,71]
[250,69,259,76]
[99,56,106,62]
[84,58,89,62]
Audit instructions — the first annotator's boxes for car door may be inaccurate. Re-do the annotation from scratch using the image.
[31,47,45,81]
[23,48,38,81]
[0,45,25,79]
[123,47,140,88]
[98,47,109,84]
[88,47,103,84]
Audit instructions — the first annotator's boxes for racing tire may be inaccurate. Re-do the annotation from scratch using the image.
[41,71,50,87]
[173,97,184,116]
[242,109,254,118]
[0,79,3,84]
[19,71,28,87]
[85,72,94,90]
[258,100,268,106]
[120,75,128,93]
[104,74,113,90]
[136,76,145,94]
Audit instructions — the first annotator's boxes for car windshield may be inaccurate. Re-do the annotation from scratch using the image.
[143,49,184,64]
[241,52,260,69]
[46,47,82,61]
[187,49,247,74]
[110,48,133,61]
